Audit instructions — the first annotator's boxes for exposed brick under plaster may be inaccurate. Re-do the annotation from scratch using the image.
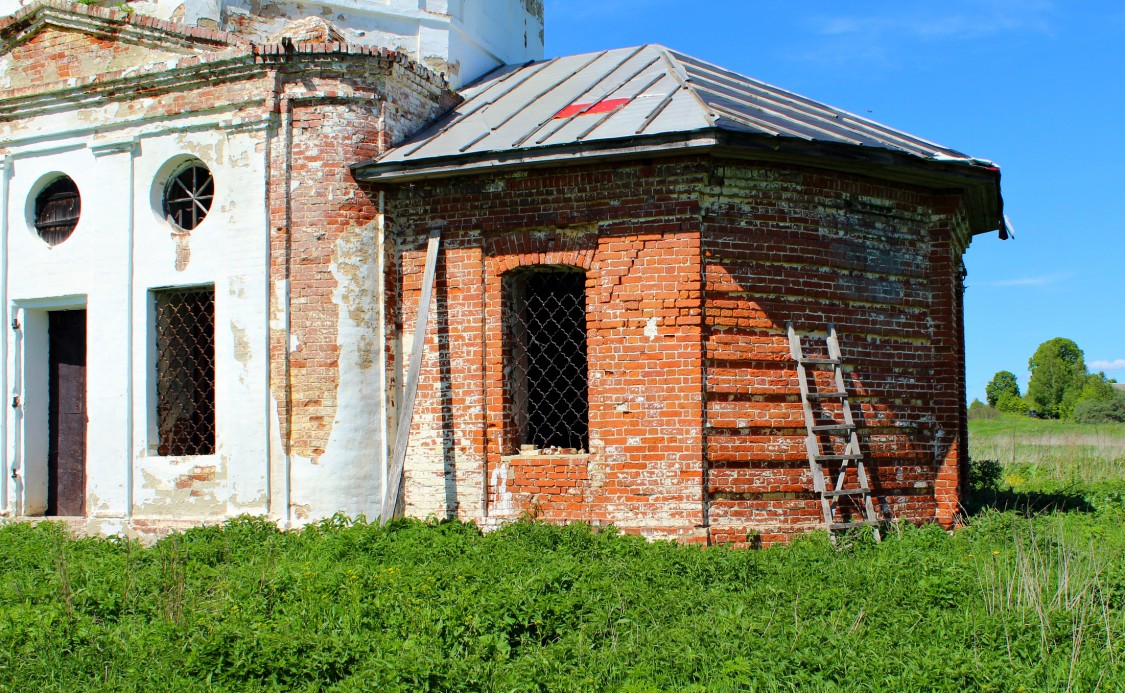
[2,17,455,521]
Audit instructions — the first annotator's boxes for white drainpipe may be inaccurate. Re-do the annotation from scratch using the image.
[376,190,388,505]
[0,157,9,515]
[125,140,138,519]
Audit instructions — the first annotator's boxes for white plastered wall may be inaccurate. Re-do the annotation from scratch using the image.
[221,0,544,87]
[1,112,273,526]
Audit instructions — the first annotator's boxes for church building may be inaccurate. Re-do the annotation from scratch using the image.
[0,0,1004,544]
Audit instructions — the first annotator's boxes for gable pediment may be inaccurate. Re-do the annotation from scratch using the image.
[0,1,249,92]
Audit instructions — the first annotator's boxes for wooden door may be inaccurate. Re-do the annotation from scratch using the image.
[47,310,86,516]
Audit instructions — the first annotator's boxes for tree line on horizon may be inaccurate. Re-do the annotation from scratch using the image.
[974,337,1125,424]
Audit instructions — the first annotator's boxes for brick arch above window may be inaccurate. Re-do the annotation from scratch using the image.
[493,249,595,276]
[483,225,598,276]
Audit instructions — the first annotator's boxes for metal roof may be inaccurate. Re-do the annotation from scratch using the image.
[362,44,995,175]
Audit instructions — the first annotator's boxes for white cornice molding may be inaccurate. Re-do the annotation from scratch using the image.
[90,138,139,157]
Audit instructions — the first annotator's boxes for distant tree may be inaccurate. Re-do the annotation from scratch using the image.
[1078,371,1119,403]
[985,370,1020,407]
[968,398,998,420]
[996,392,1031,415]
[1027,337,1086,419]
[1064,372,1123,422]
[1073,396,1125,424]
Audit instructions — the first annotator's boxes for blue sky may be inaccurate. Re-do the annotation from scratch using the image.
[544,0,1125,401]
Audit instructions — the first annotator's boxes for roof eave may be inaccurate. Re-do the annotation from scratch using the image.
[354,129,1003,236]
[710,132,1003,236]
[352,131,721,182]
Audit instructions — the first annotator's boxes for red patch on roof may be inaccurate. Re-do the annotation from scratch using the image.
[553,98,632,119]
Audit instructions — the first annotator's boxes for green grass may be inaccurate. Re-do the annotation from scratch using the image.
[970,412,1125,439]
[0,418,1123,691]
[969,413,1125,490]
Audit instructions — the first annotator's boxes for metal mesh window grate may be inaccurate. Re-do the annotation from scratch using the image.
[155,289,216,456]
[164,164,214,231]
[35,176,81,246]
[504,269,589,451]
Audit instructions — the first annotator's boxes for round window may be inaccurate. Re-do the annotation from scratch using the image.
[163,162,214,230]
[34,176,81,246]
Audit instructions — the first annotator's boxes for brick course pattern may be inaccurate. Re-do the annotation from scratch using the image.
[385,156,972,545]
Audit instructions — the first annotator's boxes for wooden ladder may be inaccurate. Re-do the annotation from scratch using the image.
[787,323,881,542]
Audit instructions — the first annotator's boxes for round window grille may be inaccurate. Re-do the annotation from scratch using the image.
[163,163,214,230]
[34,176,81,246]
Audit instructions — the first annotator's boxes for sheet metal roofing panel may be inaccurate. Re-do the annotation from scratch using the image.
[370,44,980,171]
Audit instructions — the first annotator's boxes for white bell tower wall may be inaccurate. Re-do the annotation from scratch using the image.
[0,0,544,87]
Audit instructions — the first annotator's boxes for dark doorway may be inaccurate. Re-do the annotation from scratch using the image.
[47,310,86,516]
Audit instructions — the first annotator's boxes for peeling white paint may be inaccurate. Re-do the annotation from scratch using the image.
[490,462,514,517]
[287,222,386,523]
[0,0,541,534]
[3,97,271,522]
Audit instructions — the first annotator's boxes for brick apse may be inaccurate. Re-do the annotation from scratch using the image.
[373,152,998,546]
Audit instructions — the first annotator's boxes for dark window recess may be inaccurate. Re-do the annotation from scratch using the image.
[35,177,81,246]
[504,268,589,451]
[164,164,214,230]
[155,289,215,456]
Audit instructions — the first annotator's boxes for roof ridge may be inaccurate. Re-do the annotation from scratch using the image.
[651,44,717,129]
[663,46,972,160]
[364,41,993,176]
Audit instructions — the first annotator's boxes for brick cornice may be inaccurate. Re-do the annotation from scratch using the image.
[0,46,453,122]
[0,51,264,119]
[0,0,250,49]
[0,1,451,109]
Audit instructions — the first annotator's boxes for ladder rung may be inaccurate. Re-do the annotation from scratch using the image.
[812,423,856,433]
[806,391,847,400]
[829,520,879,530]
[799,358,840,366]
[816,454,863,462]
[823,488,870,498]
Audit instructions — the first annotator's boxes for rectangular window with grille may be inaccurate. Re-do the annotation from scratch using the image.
[504,268,589,451]
[154,288,216,456]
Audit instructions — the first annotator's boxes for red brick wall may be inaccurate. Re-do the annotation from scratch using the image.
[700,162,971,544]
[387,156,974,545]
[386,160,709,541]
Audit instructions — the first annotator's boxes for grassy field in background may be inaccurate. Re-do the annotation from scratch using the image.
[0,417,1122,691]
[969,413,1125,491]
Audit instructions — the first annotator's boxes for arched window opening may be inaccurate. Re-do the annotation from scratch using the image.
[504,267,589,451]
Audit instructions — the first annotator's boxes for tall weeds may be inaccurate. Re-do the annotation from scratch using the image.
[971,519,1121,692]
